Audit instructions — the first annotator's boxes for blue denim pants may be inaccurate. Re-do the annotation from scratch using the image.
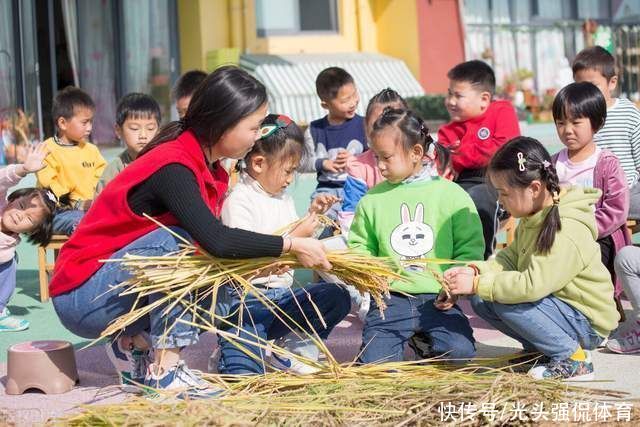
[359,292,476,364]
[471,295,603,361]
[0,256,17,311]
[52,227,230,349]
[217,283,351,374]
[52,209,85,235]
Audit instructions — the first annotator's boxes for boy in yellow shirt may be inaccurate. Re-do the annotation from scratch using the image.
[36,87,106,235]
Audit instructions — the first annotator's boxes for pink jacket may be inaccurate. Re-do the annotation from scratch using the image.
[345,150,383,189]
[553,149,631,296]
[0,165,23,263]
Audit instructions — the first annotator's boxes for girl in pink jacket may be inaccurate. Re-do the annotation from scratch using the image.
[0,144,56,332]
[552,82,631,301]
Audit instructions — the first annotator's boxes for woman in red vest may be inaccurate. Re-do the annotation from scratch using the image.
[49,67,351,397]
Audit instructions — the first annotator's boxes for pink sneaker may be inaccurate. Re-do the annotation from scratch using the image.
[606,321,640,354]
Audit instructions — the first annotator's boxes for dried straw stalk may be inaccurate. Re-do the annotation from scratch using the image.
[56,362,629,426]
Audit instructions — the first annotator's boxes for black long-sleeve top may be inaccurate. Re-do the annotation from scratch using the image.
[127,163,284,258]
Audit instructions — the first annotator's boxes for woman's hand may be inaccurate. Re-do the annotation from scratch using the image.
[444,266,476,295]
[289,213,320,238]
[309,194,340,214]
[434,289,457,311]
[20,143,49,176]
[288,237,332,270]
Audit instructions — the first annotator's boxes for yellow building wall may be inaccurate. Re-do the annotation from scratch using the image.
[178,0,230,70]
[371,0,420,79]
[177,0,420,81]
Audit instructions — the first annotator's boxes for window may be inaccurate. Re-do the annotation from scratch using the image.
[255,0,338,36]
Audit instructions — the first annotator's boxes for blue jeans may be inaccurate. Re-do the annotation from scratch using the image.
[471,295,603,361]
[217,283,351,374]
[52,227,231,349]
[359,293,476,364]
[0,257,17,311]
[53,209,85,235]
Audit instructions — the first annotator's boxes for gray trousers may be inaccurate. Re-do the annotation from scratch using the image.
[614,246,640,323]
[628,182,640,219]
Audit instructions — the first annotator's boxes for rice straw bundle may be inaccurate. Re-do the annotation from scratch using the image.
[98,225,402,342]
[56,362,630,426]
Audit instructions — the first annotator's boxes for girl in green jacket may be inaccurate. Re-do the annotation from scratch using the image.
[445,136,619,381]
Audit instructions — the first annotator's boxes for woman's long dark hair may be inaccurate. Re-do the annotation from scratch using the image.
[488,136,561,254]
[139,66,267,156]
[371,108,451,175]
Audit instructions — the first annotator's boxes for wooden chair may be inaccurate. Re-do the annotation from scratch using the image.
[37,235,68,302]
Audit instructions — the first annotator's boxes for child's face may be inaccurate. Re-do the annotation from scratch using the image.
[555,114,595,153]
[445,80,491,122]
[490,173,536,219]
[116,115,160,156]
[1,194,49,234]
[574,68,617,103]
[57,107,94,142]
[371,128,422,184]
[323,83,360,121]
[251,154,300,196]
[215,103,268,160]
[176,96,192,119]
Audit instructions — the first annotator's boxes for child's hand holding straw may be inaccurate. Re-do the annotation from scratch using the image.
[287,212,321,238]
[309,194,341,214]
[444,266,478,295]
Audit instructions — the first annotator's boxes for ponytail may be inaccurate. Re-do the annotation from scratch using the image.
[536,165,561,254]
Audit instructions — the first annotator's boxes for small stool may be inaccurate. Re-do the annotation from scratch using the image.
[5,340,79,394]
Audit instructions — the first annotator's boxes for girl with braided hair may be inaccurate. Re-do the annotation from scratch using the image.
[445,136,619,381]
[348,108,483,364]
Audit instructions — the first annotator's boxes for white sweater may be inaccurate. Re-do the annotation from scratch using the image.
[221,173,299,288]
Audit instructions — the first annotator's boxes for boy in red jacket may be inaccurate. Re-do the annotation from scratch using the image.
[438,60,520,259]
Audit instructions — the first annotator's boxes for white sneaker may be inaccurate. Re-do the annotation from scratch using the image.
[0,307,29,332]
[270,352,319,375]
[144,361,223,400]
[105,334,152,391]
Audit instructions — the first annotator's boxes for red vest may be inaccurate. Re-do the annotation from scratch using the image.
[49,130,229,297]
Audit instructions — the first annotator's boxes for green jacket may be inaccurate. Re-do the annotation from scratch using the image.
[475,186,619,337]
[95,150,134,195]
[349,177,484,294]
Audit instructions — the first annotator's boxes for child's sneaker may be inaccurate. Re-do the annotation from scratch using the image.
[606,321,640,354]
[143,360,223,400]
[105,334,152,390]
[0,308,29,332]
[528,352,594,381]
[270,352,319,375]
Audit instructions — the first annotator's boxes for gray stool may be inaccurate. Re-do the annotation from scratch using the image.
[5,340,79,394]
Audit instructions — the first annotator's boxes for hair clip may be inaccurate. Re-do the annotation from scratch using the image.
[542,160,551,169]
[258,115,293,140]
[517,152,527,172]
[45,190,57,204]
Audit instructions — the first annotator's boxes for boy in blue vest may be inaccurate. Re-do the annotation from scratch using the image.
[301,67,367,219]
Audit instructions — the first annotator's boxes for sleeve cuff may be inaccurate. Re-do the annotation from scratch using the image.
[315,158,326,173]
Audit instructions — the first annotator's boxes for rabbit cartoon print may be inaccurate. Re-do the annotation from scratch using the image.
[390,203,434,272]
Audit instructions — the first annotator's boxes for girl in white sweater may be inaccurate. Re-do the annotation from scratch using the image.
[219,114,337,374]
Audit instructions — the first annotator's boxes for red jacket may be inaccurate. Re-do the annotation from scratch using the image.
[437,100,520,173]
[49,130,229,297]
